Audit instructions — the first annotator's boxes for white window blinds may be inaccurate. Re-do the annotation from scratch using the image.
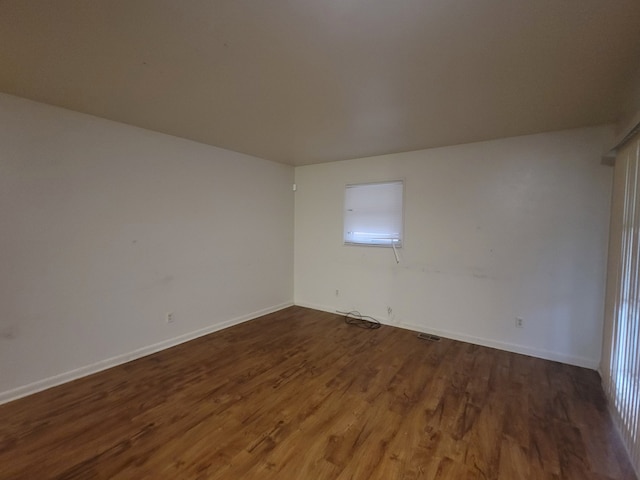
[344,180,403,247]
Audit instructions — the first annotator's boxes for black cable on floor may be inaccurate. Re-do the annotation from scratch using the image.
[338,310,381,329]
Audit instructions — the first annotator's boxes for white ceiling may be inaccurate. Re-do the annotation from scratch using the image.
[1,0,639,166]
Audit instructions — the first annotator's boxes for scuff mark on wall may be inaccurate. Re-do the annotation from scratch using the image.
[0,326,18,340]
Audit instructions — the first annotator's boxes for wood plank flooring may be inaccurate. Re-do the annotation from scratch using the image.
[0,306,636,479]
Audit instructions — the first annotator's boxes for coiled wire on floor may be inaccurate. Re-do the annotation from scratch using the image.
[338,310,381,329]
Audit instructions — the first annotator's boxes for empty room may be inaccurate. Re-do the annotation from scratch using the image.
[2,1,640,479]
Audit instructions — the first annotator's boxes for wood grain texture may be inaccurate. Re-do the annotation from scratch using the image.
[0,306,636,479]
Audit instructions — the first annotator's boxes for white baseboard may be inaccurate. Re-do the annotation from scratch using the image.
[398,321,598,370]
[0,302,293,405]
[294,301,599,370]
[294,301,342,315]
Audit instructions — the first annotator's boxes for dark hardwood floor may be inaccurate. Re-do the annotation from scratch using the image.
[0,306,636,479]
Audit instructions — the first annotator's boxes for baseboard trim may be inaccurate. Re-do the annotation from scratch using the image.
[0,302,294,405]
[295,301,342,315]
[398,321,598,370]
[294,301,598,370]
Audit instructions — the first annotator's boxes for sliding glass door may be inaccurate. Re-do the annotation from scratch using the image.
[603,132,640,474]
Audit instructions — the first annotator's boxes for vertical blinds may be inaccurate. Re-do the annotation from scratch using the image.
[603,133,640,475]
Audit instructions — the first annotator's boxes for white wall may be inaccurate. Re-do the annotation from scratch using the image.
[0,93,294,402]
[294,127,613,368]
[0,91,613,404]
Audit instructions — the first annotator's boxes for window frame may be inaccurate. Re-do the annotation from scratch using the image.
[343,179,405,248]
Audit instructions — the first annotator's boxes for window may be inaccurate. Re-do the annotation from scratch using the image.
[343,180,403,246]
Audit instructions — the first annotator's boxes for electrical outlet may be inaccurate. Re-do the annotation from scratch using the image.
[166,312,175,324]
[515,317,524,328]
